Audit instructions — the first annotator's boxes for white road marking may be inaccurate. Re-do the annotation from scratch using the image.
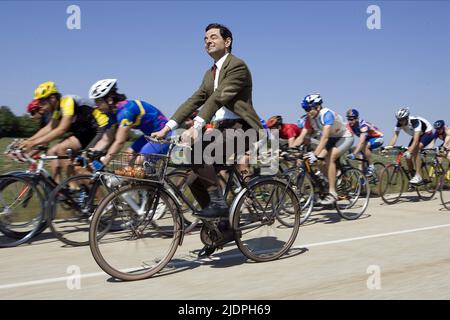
[1,223,450,290]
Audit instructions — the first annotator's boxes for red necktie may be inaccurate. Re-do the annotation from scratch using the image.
[212,64,217,80]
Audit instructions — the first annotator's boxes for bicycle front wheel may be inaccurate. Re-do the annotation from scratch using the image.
[0,175,45,247]
[89,183,182,281]
[232,179,301,262]
[378,164,406,204]
[335,168,370,220]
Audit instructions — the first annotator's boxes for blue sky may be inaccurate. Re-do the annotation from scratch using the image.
[1,0,449,144]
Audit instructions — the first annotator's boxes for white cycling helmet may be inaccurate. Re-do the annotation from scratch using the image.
[89,79,117,99]
[395,107,410,120]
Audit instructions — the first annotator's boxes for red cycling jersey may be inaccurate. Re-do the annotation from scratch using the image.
[280,124,302,139]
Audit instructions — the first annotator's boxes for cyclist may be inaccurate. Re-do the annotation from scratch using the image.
[27,99,51,128]
[432,120,450,160]
[385,107,434,184]
[87,79,170,170]
[346,108,384,176]
[19,81,109,182]
[294,93,354,205]
[267,115,302,148]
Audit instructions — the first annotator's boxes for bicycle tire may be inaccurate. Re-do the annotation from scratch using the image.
[369,162,386,197]
[89,183,182,281]
[379,164,406,204]
[232,178,301,262]
[335,168,370,220]
[415,162,439,201]
[439,163,450,210]
[0,175,45,247]
[47,174,106,246]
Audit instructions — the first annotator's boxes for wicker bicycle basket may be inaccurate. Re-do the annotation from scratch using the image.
[108,152,169,182]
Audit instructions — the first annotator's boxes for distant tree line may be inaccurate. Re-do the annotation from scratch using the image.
[0,105,142,142]
[0,106,40,138]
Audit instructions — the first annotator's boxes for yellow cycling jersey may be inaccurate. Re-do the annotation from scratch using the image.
[51,95,109,129]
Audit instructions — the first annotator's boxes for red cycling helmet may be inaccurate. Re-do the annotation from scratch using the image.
[27,99,40,114]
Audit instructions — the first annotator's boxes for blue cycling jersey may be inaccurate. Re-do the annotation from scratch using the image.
[112,100,168,135]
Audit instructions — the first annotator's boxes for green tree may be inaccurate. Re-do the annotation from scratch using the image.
[16,115,40,138]
[0,106,18,138]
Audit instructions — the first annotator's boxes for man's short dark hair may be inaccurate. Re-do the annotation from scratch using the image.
[206,23,233,52]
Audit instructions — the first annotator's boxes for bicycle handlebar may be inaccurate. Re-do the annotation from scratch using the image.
[145,135,192,150]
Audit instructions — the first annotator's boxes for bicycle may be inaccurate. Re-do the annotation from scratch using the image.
[46,149,128,246]
[89,136,301,281]
[424,148,450,210]
[378,146,440,204]
[0,145,65,247]
[286,147,370,221]
[346,150,385,197]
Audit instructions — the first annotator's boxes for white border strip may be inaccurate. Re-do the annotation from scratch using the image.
[1,223,450,290]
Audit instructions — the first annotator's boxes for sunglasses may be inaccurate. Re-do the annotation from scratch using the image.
[38,98,49,105]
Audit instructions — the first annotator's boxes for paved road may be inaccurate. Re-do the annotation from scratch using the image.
[1,194,450,299]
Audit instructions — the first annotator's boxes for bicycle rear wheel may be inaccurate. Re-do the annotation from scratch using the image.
[0,175,45,247]
[89,183,182,281]
[378,164,406,204]
[232,179,301,262]
[48,174,108,246]
[166,170,200,227]
[416,162,439,201]
[439,163,450,210]
[368,162,385,197]
[335,168,370,220]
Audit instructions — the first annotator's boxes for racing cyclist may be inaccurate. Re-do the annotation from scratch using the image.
[385,107,434,184]
[294,93,354,205]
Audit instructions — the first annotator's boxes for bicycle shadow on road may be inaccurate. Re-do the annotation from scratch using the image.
[378,195,428,205]
[105,241,308,283]
[301,211,371,227]
[0,230,60,248]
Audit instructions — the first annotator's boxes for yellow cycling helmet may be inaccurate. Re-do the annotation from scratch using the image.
[34,81,59,99]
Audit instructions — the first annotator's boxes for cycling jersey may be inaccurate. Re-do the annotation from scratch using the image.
[350,119,384,138]
[395,116,433,136]
[50,95,109,148]
[116,100,168,135]
[304,108,353,138]
[279,123,302,139]
[51,95,109,131]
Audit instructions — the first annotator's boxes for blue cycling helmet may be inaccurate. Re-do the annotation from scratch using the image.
[301,93,322,110]
[434,120,445,129]
[346,108,359,119]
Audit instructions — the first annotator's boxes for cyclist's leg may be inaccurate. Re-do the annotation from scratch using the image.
[60,136,83,178]
[47,144,62,182]
[414,132,434,178]
[406,137,415,175]
[328,137,354,195]
[323,138,339,195]
[366,137,384,173]
[49,136,82,184]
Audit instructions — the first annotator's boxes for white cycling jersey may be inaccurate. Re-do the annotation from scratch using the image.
[305,108,353,138]
[394,116,433,136]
